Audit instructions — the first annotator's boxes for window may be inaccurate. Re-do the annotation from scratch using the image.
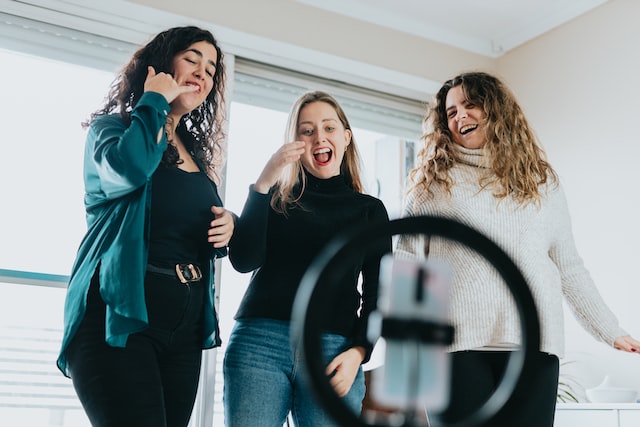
[0,49,113,274]
[0,48,114,427]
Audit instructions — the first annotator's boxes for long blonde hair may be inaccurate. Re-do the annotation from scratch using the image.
[408,71,557,204]
[272,91,363,214]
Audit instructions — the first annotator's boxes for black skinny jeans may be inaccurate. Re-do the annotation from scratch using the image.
[66,269,205,427]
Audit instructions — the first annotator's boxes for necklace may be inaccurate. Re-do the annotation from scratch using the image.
[164,116,175,144]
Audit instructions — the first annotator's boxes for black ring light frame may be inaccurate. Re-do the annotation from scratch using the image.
[290,215,541,427]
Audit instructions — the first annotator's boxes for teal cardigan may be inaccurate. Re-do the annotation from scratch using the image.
[57,92,222,377]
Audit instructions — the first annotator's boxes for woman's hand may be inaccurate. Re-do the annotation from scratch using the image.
[614,335,640,353]
[253,141,305,194]
[208,206,235,248]
[325,347,365,397]
[143,66,197,104]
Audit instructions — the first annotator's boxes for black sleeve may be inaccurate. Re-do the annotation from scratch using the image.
[210,180,230,260]
[352,199,392,363]
[227,186,272,273]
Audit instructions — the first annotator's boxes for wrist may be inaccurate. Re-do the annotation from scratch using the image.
[351,346,366,364]
[253,181,270,194]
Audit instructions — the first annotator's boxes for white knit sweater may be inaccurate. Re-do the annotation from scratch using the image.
[396,145,626,357]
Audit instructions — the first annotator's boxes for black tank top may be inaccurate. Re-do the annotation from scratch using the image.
[148,166,222,267]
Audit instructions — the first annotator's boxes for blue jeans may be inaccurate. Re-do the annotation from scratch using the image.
[223,318,365,427]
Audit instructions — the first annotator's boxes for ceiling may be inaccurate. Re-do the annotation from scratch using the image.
[296,0,610,58]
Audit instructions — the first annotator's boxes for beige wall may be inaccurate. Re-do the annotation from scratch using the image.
[129,0,495,98]
[130,0,640,395]
[499,0,640,395]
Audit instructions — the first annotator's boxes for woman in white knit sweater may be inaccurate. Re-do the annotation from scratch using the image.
[396,71,640,426]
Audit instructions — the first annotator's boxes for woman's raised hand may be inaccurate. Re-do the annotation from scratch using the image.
[254,141,306,194]
[143,66,197,104]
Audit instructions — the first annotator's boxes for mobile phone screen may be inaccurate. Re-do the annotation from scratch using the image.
[369,255,452,410]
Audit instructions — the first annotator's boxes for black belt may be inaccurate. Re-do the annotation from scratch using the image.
[146,263,203,284]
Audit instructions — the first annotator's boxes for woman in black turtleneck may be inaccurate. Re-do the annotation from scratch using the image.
[223,91,391,426]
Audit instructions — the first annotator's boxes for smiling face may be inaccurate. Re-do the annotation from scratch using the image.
[445,84,487,149]
[169,40,218,116]
[297,101,352,179]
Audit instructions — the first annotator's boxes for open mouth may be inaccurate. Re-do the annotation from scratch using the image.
[460,124,478,135]
[313,148,333,165]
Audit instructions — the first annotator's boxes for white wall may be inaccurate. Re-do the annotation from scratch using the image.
[498,0,640,395]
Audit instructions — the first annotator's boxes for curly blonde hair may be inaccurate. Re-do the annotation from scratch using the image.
[408,71,557,204]
[272,91,363,214]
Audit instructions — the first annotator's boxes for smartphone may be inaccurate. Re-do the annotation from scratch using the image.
[368,254,452,411]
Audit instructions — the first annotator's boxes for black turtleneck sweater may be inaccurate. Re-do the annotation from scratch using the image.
[228,173,391,358]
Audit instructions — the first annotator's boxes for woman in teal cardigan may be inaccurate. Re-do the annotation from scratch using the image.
[57,26,234,427]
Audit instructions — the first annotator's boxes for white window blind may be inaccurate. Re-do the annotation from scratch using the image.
[0,11,134,71]
[233,58,425,141]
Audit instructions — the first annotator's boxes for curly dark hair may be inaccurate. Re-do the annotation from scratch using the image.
[84,26,227,183]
